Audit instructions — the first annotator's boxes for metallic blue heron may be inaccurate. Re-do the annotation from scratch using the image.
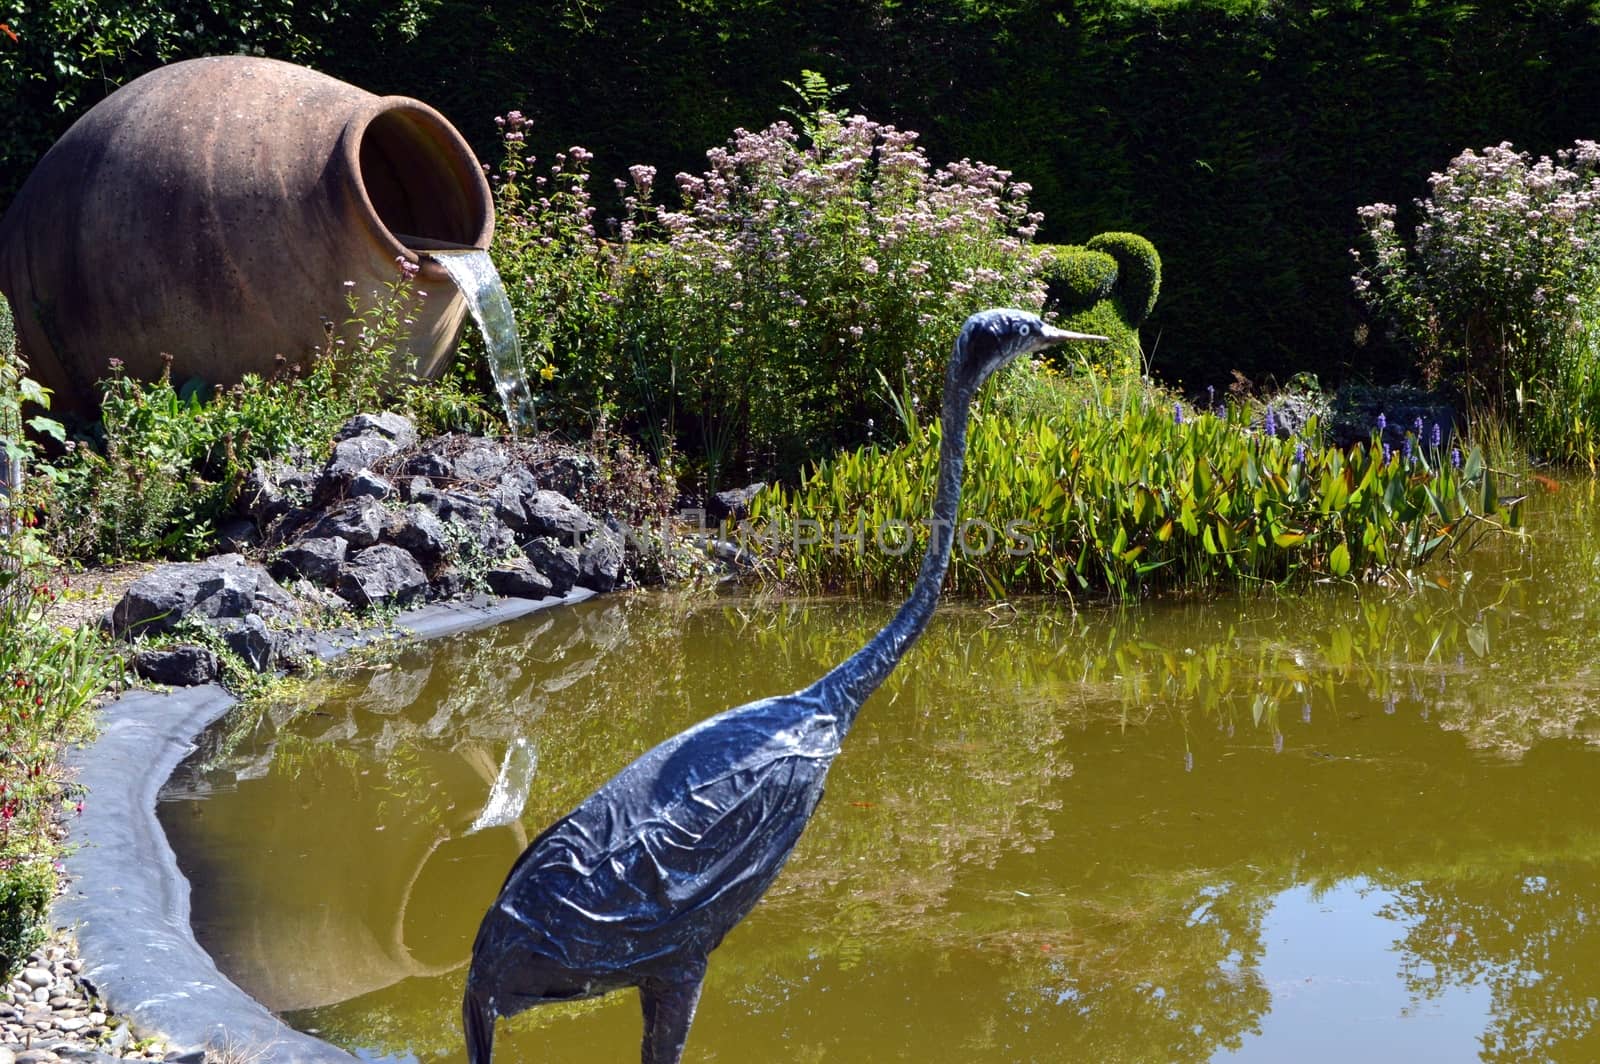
[464,309,1104,1063]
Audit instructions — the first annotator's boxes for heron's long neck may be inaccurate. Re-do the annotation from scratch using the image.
[816,375,977,730]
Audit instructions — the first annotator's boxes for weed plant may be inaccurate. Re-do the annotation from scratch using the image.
[0,307,115,978]
[1354,140,1600,466]
[491,98,1048,488]
[745,368,1521,600]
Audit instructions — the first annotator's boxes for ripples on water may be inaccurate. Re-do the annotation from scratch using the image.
[159,479,1600,1062]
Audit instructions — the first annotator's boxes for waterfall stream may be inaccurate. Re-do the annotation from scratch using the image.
[423,249,536,434]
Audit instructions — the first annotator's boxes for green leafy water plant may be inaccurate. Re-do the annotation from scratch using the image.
[743,381,1521,600]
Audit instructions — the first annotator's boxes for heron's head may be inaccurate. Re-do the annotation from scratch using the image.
[952,308,1108,392]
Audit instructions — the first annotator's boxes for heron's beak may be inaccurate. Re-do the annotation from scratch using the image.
[1038,324,1111,347]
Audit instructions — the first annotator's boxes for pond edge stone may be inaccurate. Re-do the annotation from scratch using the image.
[57,588,596,1063]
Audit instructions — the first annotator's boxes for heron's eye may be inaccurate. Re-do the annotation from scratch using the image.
[1019,324,1032,337]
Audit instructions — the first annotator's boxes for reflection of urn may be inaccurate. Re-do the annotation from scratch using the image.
[0,56,493,413]
[168,743,525,1013]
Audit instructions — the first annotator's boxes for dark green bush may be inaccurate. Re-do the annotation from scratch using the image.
[1038,246,1119,306]
[1087,232,1162,327]
[12,3,1600,394]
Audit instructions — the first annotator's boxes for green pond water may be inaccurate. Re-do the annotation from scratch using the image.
[159,479,1600,1063]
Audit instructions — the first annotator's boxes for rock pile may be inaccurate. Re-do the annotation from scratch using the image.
[2,939,171,1063]
[107,414,656,685]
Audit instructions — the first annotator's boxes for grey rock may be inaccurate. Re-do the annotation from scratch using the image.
[491,467,539,532]
[525,490,598,543]
[213,516,259,553]
[14,1051,55,1064]
[428,567,471,600]
[133,646,220,687]
[577,526,626,592]
[417,488,490,524]
[163,1048,206,1064]
[705,482,767,523]
[525,538,580,595]
[319,434,397,497]
[215,614,276,673]
[334,412,417,449]
[336,545,428,609]
[108,555,296,637]
[545,453,600,497]
[486,558,556,599]
[452,444,511,482]
[450,512,517,557]
[401,451,454,480]
[303,497,383,548]
[385,505,449,564]
[0,1045,13,1064]
[54,1018,84,1033]
[271,536,348,584]
[348,469,396,501]
[20,968,50,989]
[239,458,315,525]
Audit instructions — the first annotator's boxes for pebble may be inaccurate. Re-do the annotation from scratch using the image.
[1,927,170,1063]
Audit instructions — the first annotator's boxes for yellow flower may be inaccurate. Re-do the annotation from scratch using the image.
[540,365,556,382]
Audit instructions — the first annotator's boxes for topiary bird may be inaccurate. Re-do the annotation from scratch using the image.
[463,308,1105,1064]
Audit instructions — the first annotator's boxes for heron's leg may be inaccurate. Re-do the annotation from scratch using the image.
[639,971,706,1064]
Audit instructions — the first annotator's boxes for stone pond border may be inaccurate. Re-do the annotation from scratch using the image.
[56,588,596,1063]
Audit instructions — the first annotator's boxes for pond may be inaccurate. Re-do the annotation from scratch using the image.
[158,478,1600,1063]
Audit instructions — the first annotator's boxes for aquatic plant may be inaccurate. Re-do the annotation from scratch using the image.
[1353,140,1600,465]
[743,384,1521,600]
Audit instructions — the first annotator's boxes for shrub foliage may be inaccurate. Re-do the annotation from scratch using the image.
[1354,140,1600,465]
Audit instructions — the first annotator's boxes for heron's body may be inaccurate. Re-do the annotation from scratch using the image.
[465,309,1104,1063]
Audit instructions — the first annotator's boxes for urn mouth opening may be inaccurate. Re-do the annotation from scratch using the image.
[347,99,494,279]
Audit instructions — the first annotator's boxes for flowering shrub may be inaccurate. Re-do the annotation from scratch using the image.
[1353,141,1600,463]
[491,108,1051,487]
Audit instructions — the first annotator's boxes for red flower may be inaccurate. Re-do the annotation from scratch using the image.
[0,24,18,43]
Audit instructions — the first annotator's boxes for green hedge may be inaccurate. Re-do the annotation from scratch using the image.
[7,2,1600,389]
[1035,232,1161,376]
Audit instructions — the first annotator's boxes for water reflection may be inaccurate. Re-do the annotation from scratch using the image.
[157,479,1600,1061]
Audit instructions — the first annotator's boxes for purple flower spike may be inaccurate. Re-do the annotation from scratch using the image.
[1383,442,1393,464]
[1173,402,1184,426]
[1431,422,1443,449]
[1207,384,1215,407]
[1294,440,1307,465]
[1451,447,1462,469]
[1402,436,1413,464]
[1414,415,1425,435]
[1265,405,1278,437]
[1376,412,1387,432]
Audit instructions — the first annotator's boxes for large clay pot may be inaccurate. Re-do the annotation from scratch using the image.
[0,56,494,413]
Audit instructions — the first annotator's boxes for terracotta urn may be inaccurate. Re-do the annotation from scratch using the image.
[0,56,494,413]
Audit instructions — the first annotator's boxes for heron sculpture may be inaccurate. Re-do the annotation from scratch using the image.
[464,309,1105,1063]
